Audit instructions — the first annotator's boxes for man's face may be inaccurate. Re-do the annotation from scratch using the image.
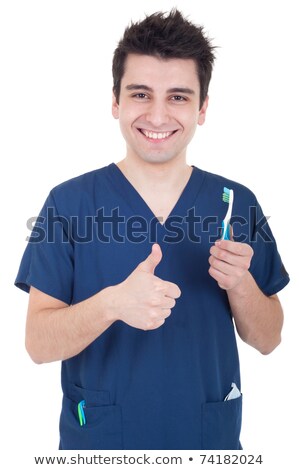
[112,54,208,165]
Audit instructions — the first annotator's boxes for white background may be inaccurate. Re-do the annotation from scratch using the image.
[0,0,298,468]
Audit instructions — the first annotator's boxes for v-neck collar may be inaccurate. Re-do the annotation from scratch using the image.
[107,162,205,247]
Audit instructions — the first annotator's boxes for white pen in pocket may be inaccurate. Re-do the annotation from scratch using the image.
[224,382,241,401]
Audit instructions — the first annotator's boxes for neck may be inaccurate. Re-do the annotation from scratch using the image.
[116,156,192,192]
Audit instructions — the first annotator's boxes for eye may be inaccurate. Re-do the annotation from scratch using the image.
[171,95,187,102]
[132,93,149,100]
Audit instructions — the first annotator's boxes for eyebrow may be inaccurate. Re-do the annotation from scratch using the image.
[125,84,195,95]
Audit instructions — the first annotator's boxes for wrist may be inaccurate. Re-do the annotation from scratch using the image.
[227,271,253,297]
[98,284,122,324]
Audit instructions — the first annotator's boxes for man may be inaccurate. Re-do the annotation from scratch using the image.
[15,10,289,450]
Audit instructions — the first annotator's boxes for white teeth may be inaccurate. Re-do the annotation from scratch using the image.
[142,130,173,140]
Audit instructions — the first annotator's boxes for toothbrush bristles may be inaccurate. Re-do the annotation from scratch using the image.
[222,192,230,203]
[222,186,230,203]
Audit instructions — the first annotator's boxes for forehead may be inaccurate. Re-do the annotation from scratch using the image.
[121,54,200,92]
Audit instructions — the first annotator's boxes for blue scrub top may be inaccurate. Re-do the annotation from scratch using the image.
[15,164,289,450]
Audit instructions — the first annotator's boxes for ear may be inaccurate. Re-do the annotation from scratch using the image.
[198,96,209,126]
[112,91,119,119]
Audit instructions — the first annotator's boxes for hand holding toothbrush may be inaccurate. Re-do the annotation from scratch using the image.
[208,187,253,290]
[208,238,253,291]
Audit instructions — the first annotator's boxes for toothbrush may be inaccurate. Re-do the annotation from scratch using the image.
[221,187,234,240]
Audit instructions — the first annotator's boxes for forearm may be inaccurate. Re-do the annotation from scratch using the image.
[227,272,284,354]
[26,244,180,363]
[26,286,117,364]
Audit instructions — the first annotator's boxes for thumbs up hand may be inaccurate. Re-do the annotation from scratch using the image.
[111,244,181,331]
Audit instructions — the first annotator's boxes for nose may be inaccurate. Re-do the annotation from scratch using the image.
[145,99,170,128]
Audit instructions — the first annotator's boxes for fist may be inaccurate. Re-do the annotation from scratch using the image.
[208,239,254,290]
[115,244,181,330]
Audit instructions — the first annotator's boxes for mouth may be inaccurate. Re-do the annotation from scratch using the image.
[138,128,178,142]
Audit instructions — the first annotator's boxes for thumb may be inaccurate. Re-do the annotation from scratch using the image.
[137,243,162,274]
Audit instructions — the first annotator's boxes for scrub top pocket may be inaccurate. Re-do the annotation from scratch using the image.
[201,395,242,450]
[59,384,123,450]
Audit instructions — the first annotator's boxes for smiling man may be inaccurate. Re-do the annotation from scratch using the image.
[15,10,289,450]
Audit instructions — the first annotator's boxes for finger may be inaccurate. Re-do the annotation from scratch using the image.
[161,308,172,318]
[210,245,241,265]
[145,318,166,331]
[209,255,243,276]
[161,296,176,309]
[210,246,252,271]
[208,266,230,289]
[163,281,181,299]
[213,240,253,257]
[137,243,162,274]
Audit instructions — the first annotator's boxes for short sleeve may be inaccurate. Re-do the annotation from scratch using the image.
[248,200,290,296]
[15,191,74,304]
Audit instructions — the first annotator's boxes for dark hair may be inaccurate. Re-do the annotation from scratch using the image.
[112,9,216,109]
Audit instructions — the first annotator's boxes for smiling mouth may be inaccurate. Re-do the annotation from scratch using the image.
[138,129,177,141]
